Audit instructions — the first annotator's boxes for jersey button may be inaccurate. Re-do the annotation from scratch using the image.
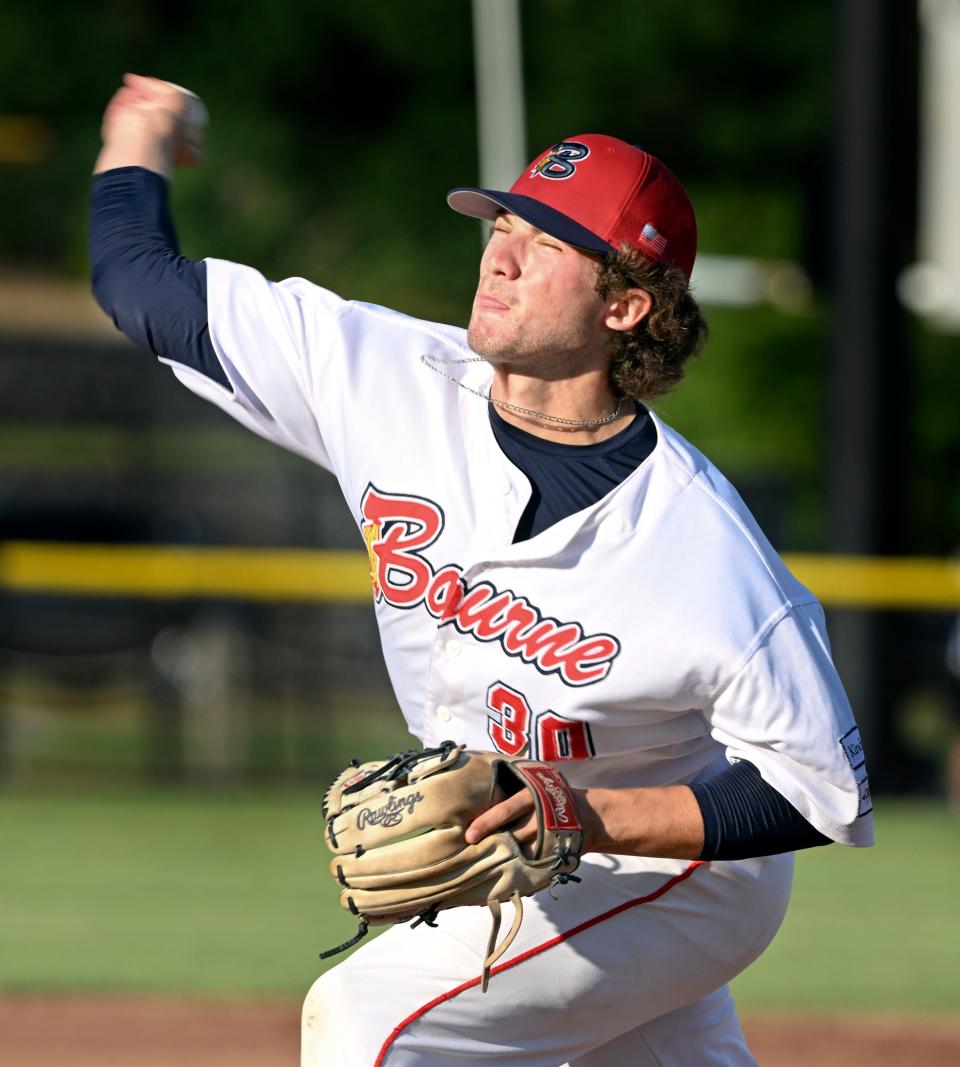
[445,641,461,658]
[435,704,452,722]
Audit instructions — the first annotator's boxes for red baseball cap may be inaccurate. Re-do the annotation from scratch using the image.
[447,134,697,278]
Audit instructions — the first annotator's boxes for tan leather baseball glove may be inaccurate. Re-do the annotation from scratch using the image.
[320,742,583,990]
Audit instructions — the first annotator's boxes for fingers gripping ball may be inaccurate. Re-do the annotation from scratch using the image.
[320,743,583,990]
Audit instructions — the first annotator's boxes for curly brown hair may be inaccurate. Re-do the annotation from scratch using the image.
[594,251,708,402]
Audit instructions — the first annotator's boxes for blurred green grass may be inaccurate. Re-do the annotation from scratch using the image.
[0,790,956,1014]
[730,800,960,1014]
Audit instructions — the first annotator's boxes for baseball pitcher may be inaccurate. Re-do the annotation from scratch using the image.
[90,74,873,1066]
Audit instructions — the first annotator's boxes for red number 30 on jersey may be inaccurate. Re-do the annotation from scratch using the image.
[486,681,595,761]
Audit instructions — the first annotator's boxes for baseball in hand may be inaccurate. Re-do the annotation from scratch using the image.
[101,73,208,168]
[155,79,208,165]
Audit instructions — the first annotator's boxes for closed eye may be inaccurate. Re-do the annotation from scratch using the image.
[485,223,510,247]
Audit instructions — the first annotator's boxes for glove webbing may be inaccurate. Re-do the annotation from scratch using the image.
[342,740,459,797]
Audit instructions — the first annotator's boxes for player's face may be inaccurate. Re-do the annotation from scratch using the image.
[467,212,610,371]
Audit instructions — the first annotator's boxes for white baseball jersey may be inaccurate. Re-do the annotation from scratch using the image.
[168,258,873,850]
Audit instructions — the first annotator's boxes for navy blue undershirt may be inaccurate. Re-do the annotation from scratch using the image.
[489,403,657,542]
[89,166,831,861]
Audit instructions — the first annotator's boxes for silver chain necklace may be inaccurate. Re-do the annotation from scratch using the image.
[419,353,625,430]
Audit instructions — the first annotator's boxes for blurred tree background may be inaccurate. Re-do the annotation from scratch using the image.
[2,0,956,548]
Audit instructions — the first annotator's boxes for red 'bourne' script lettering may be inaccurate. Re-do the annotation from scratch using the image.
[360,485,620,687]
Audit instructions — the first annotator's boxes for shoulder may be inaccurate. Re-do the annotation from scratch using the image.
[337,298,470,351]
[204,257,470,349]
[647,413,742,502]
[643,412,816,609]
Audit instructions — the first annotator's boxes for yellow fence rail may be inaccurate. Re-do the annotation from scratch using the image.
[0,542,370,603]
[1,541,959,610]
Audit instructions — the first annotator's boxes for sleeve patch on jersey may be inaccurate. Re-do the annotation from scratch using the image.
[840,727,872,817]
[840,726,866,771]
[855,766,872,817]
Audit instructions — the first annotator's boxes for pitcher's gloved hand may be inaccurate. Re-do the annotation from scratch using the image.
[321,742,583,991]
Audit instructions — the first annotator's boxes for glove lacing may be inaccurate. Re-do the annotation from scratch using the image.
[481,890,525,993]
[318,920,369,959]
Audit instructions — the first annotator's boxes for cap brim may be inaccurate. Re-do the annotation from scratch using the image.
[446,188,616,255]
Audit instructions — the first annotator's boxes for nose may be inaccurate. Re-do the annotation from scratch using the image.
[481,228,522,280]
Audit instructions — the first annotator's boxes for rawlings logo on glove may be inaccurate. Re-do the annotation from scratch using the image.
[356,791,424,830]
[319,742,583,991]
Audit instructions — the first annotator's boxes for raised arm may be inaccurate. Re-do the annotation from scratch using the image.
[90,75,341,470]
[90,75,226,386]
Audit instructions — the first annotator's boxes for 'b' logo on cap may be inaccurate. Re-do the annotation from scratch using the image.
[530,141,590,180]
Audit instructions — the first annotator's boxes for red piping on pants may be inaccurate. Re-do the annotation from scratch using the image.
[374,859,706,1067]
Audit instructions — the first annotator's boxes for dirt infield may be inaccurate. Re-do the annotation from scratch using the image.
[1,995,958,1066]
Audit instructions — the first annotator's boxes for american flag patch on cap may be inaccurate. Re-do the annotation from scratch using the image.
[639,223,667,255]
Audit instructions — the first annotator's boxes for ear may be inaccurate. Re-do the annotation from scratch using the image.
[604,288,653,333]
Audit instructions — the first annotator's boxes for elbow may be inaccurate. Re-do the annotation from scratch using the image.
[89,262,155,353]
[90,260,124,323]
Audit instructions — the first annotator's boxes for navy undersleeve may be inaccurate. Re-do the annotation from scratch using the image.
[89,166,227,388]
[691,759,832,860]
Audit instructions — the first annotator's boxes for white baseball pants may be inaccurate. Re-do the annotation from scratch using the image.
[302,851,794,1067]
